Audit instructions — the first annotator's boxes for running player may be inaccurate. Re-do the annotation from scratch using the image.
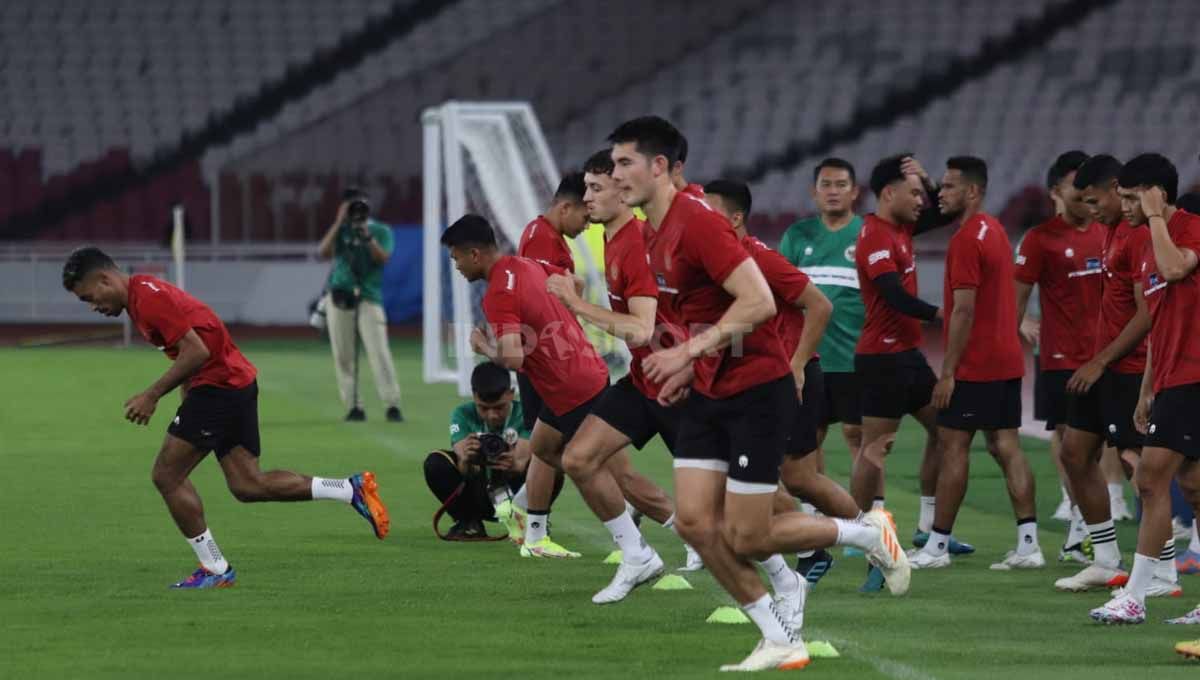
[1054,155,1157,593]
[1014,151,1105,563]
[61,247,389,589]
[851,155,973,562]
[1092,153,1200,624]
[610,116,907,671]
[910,156,1042,570]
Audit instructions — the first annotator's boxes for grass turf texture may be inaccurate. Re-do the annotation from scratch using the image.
[3,338,1198,679]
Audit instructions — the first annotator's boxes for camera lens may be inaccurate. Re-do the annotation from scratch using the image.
[348,199,369,221]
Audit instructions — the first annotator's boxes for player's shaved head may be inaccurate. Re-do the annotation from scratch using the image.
[62,246,118,291]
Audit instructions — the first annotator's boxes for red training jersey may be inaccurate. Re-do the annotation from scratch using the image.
[741,234,811,359]
[645,190,790,399]
[1098,221,1150,374]
[126,275,257,390]
[518,215,574,273]
[604,217,683,400]
[1014,217,1105,371]
[481,255,607,415]
[1138,209,1200,393]
[855,213,922,354]
[943,213,1024,382]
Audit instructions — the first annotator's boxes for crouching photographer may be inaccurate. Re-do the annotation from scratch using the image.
[424,362,562,540]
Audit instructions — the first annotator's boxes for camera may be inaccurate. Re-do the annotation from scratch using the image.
[342,187,371,223]
[476,432,509,464]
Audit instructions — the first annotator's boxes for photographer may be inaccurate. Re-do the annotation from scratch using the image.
[317,188,404,422]
[424,362,562,540]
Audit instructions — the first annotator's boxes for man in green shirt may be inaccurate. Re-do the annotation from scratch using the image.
[424,362,551,540]
[779,158,865,468]
[317,188,403,423]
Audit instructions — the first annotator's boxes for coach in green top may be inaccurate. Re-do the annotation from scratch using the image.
[779,158,866,463]
[317,188,403,423]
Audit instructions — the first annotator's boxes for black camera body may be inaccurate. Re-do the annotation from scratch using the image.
[476,432,509,464]
[342,187,371,223]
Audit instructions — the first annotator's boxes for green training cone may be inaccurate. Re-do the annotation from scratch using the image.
[807,641,840,658]
[651,574,693,590]
[706,606,750,624]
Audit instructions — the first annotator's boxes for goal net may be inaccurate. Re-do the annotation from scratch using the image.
[421,101,622,396]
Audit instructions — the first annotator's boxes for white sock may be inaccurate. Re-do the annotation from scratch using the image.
[757,554,800,595]
[1157,539,1178,583]
[1126,553,1159,604]
[603,511,652,563]
[1087,519,1121,567]
[1060,485,1070,503]
[663,513,676,531]
[1108,483,1125,505]
[833,517,876,551]
[1017,520,1039,555]
[511,484,528,512]
[1066,507,1089,547]
[918,496,936,533]
[311,477,353,503]
[742,593,795,644]
[871,497,886,511]
[800,502,817,516]
[1191,520,1200,554]
[923,529,951,556]
[187,529,229,575]
[525,510,549,545]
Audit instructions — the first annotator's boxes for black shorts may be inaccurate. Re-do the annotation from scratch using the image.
[1034,369,1072,431]
[786,360,821,457]
[856,350,937,420]
[590,376,681,452]
[516,373,542,432]
[674,375,792,492]
[1146,383,1200,460]
[937,378,1022,432]
[538,387,605,443]
[167,382,261,458]
[1066,370,1144,450]
[821,370,862,426]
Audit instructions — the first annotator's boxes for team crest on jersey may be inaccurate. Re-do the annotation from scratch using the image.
[1149,273,1162,287]
[804,246,814,256]
[844,245,855,262]
[1065,247,1074,258]
[1086,257,1101,270]
[608,262,620,282]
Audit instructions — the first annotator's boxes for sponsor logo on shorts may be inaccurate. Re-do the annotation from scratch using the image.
[173,416,181,425]
[1109,424,1118,433]
[737,455,749,468]
[1149,424,1157,434]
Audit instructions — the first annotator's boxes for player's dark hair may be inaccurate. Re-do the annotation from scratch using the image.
[676,134,689,165]
[947,156,988,191]
[704,179,752,218]
[553,172,587,204]
[61,246,117,291]
[1046,150,1089,189]
[868,154,911,197]
[1178,192,1200,215]
[814,157,856,185]
[1118,153,1178,204]
[471,361,512,402]
[583,149,614,176]
[607,116,683,166]
[1073,154,1123,190]
[440,214,497,249]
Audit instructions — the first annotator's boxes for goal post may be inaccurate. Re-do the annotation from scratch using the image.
[421,101,618,396]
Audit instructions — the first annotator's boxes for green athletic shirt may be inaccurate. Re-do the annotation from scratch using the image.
[778,215,865,373]
[448,400,529,447]
[328,218,393,304]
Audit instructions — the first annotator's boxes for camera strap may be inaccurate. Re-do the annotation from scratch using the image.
[432,481,509,542]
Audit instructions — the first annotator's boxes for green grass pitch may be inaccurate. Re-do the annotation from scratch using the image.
[2,338,1198,679]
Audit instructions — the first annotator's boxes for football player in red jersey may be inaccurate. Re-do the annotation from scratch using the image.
[62,248,389,589]
[1014,151,1110,561]
[909,157,1040,570]
[610,116,908,671]
[1092,153,1200,623]
[1054,155,1155,593]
